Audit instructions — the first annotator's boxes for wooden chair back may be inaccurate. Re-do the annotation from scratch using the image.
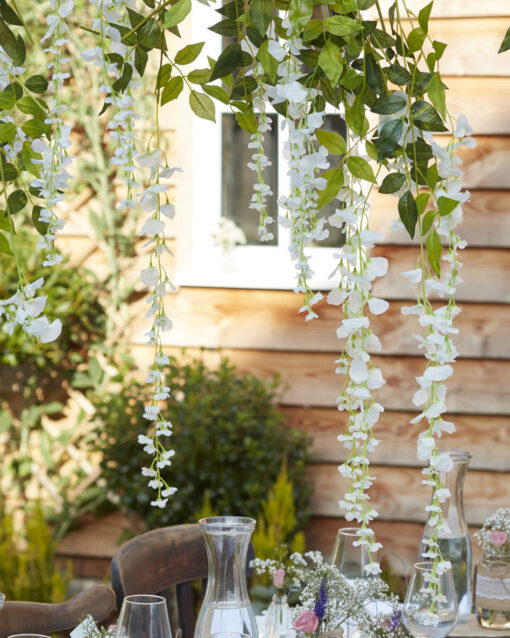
[110,524,255,638]
[0,584,116,638]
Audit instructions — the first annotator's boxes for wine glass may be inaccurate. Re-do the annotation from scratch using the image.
[114,594,172,638]
[8,635,51,638]
[0,592,4,609]
[331,527,371,579]
[403,562,458,638]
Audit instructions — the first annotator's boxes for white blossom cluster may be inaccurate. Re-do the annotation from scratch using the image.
[474,508,510,555]
[0,0,74,343]
[211,217,246,251]
[137,149,179,507]
[329,173,389,576]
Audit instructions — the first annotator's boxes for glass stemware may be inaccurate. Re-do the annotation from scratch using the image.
[114,594,172,638]
[403,562,458,638]
[8,635,51,638]
[331,527,370,579]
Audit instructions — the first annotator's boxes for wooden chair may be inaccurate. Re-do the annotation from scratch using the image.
[111,524,255,638]
[0,584,116,638]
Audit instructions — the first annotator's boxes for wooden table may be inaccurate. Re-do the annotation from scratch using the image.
[451,616,510,638]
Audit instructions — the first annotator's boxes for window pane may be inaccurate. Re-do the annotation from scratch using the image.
[221,113,278,246]
[314,114,347,248]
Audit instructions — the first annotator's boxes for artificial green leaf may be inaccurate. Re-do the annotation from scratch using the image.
[235,110,257,134]
[0,157,16,180]
[0,92,14,109]
[302,19,322,43]
[0,212,13,232]
[203,84,230,104]
[156,64,172,90]
[416,192,430,215]
[357,0,376,7]
[364,52,385,96]
[2,81,21,103]
[188,68,211,84]
[0,0,22,26]
[418,1,433,32]
[161,76,184,105]
[0,232,12,255]
[138,18,160,49]
[189,90,215,122]
[32,205,49,235]
[426,229,441,276]
[218,0,244,19]
[209,19,238,37]
[175,42,204,65]
[411,100,447,132]
[0,121,16,143]
[365,140,378,162]
[134,47,148,76]
[163,0,191,28]
[405,139,433,163]
[438,196,459,217]
[421,209,436,235]
[21,118,48,137]
[407,26,426,53]
[210,43,242,81]
[370,27,395,49]
[112,62,133,94]
[0,18,17,61]
[377,119,402,161]
[371,92,407,115]
[230,75,257,99]
[256,39,278,84]
[345,93,368,137]
[346,156,376,183]
[316,129,346,155]
[317,167,344,209]
[249,0,273,36]
[432,39,447,59]
[332,0,357,11]
[288,0,312,33]
[427,72,446,119]
[318,40,343,86]
[379,172,405,194]
[398,190,418,238]
[339,68,363,90]
[11,34,25,66]
[426,163,439,190]
[325,15,362,37]
[25,75,49,94]
[499,26,510,53]
[7,189,27,214]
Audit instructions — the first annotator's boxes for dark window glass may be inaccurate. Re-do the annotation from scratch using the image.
[221,113,279,245]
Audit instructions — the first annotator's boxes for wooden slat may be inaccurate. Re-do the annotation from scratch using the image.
[368,1,510,18]
[130,346,510,415]
[372,189,510,247]
[283,407,510,471]
[132,289,510,359]
[458,138,510,190]
[306,518,483,575]
[307,463,510,525]
[445,78,510,135]
[372,246,510,303]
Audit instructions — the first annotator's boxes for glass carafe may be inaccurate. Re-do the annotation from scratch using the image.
[194,516,258,638]
[419,449,472,622]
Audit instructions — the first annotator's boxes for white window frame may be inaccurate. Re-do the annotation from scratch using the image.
[175,2,342,291]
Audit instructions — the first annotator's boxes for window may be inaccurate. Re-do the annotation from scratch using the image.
[175,3,345,290]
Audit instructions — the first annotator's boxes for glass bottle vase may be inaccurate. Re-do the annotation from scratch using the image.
[194,516,259,638]
[418,449,472,622]
[475,553,510,629]
[265,592,290,638]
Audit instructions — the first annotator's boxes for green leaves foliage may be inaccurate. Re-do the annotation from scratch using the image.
[377,119,402,161]
[407,27,426,53]
[249,0,273,36]
[411,100,447,132]
[0,233,12,255]
[386,63,412,86]
[161,76,183,105]
[7,189,27,215]
[0,0,22,26]
[210,43,242,81]
[346,156,376,183]
[499,27,510,53]
[364,52,385,96]
[25,75,48,94]
[163,0,191,28]
[379,172,405,194]
[426,229,442,276]
[371,92,406,115]
[257,39,278,84]
[427,72,446,119]
[317,167,344,209]
[318,40,343,86]
[0,121,16,143]
[438,196,459,217]
[189,90,215,122]
[315,130,346,155]
[325,15,362,37]
[175,42,204,65]
[398,190,418,238]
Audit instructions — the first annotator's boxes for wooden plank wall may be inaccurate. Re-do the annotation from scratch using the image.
[52,5,510,575]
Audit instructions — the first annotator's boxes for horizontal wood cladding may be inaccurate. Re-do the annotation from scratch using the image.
[132,288,510,359]
[445,78,510,135]
[305,518,483,573]
[372,189,510,247]
[372,246,510,303]
[283,407,510,471]
[130,346,510,415]
[307,463,510,525]
[369,1,510,18]
[458,138,510,191]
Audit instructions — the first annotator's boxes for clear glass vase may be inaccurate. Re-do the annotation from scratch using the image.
[475,553,510,629]
[194,516,259,638]
[265,592,290,638]
[418,449,472,622]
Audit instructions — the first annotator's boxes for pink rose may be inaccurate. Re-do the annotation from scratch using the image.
[293,609,319,635]
[490,531,508,547]
[273,568,285,588]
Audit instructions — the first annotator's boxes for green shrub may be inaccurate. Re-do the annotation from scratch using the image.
[0,500,72,602]
[94,356,312,530]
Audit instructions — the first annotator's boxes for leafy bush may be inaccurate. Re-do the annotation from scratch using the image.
[94,356,312,530]
[0,500,72,602]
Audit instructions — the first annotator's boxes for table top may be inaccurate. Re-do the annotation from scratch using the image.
[451,616,510,638]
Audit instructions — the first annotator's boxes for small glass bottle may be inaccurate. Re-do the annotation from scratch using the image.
[418,450,472,622]
[265,592,290,638]
[475,553,510,629]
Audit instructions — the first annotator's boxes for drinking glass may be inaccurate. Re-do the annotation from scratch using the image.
[114,594,172,638]
[8,635,51,638]
[0,592,4,609]
[331,527,370,579]
[403,562,458,638]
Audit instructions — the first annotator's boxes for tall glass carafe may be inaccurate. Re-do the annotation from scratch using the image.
[194,516,258,638]
[419,450,472,622]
